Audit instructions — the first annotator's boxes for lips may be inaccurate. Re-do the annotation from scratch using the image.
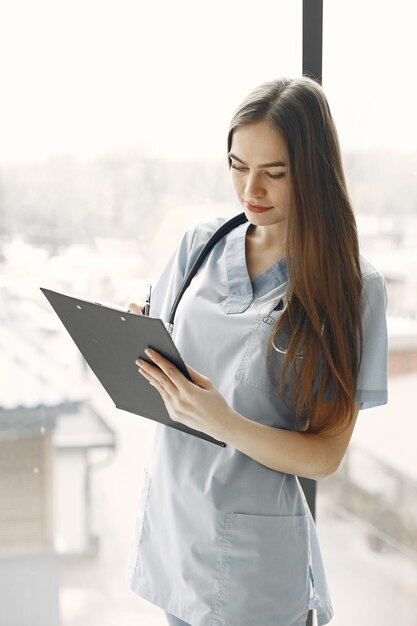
[245,201,273,213]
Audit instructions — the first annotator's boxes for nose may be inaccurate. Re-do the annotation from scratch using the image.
[244,171,266,199]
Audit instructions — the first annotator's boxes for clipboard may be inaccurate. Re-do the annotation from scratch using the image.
[40,288,226,447]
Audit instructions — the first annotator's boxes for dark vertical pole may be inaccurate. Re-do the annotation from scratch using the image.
[303,0,323,85]
[301,2,323,623]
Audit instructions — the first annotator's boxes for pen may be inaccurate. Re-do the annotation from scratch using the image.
[144,283,152,316]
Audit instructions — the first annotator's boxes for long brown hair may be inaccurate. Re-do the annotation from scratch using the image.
[227,77,363,436]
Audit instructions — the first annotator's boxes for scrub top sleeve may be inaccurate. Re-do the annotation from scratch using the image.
[147,216,228,322]
[355,271,388,410]
[148,224,199,321]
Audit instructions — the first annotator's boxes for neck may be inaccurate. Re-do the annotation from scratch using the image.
[247,222,286,254]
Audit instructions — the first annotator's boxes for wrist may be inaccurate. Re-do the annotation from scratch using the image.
[220,408,248,445]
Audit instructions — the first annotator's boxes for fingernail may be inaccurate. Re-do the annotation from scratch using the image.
[144,348,152,356]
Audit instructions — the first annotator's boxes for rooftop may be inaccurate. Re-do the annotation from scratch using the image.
[0,289,88,411]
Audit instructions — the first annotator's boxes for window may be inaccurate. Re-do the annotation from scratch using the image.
[319,2,417,624]
[0,2,303,624]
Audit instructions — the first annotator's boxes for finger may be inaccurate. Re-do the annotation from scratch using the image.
[137,359,178,397]
[128,302,145,315]
[143,349,189,393]
[140,368,170,404]
[183,362,212,389]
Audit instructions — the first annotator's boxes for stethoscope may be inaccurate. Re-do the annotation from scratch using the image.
[166,212,249,335]
[166,211,304,359]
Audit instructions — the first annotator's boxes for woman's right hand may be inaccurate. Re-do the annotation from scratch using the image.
[128,302,145,315]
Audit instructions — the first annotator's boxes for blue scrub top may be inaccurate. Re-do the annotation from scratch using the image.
[128,216,388,626]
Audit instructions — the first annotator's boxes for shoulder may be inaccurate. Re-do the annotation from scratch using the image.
[359,254,387,289]
[183,215,231,256]
[189,215,230,244]
[359,254,385,282]
[359,254,388,307]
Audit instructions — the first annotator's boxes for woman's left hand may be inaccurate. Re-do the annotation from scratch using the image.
[135,348,235,442]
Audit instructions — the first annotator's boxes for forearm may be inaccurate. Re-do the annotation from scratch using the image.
[223,409,336,480]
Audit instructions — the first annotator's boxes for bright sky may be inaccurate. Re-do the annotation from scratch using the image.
[0,0,416,162]
[323,0,417,154]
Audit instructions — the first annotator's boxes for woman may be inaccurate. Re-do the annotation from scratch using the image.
[128,77,388,626]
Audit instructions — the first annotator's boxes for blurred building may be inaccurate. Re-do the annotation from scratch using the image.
[0,289,116,625]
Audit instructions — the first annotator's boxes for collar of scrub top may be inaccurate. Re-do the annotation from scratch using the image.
[165,212,289,334]
[220,219,288,314]
[166,211,249,334]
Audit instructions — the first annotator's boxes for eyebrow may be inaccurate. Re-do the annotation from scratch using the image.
[228,152,287,168]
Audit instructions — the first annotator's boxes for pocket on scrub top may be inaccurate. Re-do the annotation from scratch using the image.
[128,468,151,582]
[213,513,310,626]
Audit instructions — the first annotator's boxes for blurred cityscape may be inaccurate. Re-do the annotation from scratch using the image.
[1,150,417,625]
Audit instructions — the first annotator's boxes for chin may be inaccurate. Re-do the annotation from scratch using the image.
[244,210,282,225]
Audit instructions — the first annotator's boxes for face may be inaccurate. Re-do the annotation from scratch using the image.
[229,120,290,231]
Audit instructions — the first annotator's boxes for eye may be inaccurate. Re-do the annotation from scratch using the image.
[230,163,247,171]
[266,172,286,179]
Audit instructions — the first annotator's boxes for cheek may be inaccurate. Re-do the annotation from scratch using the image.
[273,182,291,208]
[230,172,244,195]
